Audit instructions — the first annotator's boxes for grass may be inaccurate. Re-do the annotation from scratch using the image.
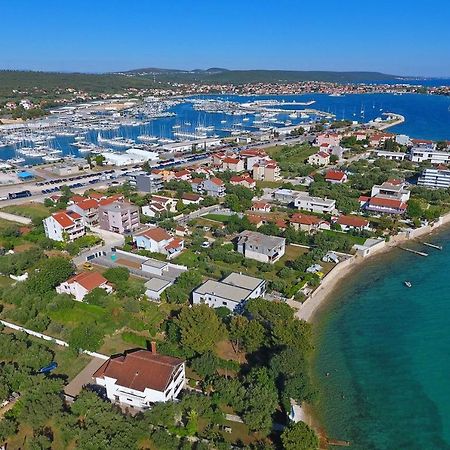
[203,214,233,223]
[255,180,284,189]
[0,275,13,288]
[322,229,367,245]
[1,202,51,221]
[49,302,108,325]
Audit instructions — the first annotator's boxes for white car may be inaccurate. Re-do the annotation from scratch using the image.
[201,241,211,248]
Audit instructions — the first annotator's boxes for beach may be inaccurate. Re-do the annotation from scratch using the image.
[291,211,450,444]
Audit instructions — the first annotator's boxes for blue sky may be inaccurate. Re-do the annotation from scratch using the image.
[2,0,449,76]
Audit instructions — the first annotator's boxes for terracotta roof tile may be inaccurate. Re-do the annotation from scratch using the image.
[93,350,184,392]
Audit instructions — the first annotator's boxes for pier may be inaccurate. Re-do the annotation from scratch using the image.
[326,438,351,447]
[421,242,443,250]
[399,247,428,257]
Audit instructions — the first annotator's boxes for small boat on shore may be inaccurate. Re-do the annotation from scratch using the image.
[404,281,412,288]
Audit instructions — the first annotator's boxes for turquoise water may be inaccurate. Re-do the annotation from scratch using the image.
[313,230,450,450]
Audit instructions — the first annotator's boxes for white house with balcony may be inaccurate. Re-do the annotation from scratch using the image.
[43,210,86,242]
[93,347,185,410]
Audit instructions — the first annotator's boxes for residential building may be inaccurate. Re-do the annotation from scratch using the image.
[135,173,164,193]
[325,170,347,184]
[192,272,266,311]
[133,227,184,259]
[294,192,336,214]
[230,175,256,189]
[240,149,270,170]
[200,177,226,197]
[316,132,341,147]
[173,169,191,181]
[418,168,450,189]
[374,150,407,161]
[252,160,281,182]
[142,195,177,218]
[43,211,85,242]
[220,157,245,172]
[273,188,300,205]
[409,147,450,164]
[56,272,113,302]
[251,201,271,213]
[359,196,407,215]
[93,348,185,410]
[67,198,99,226]
[181,193,204,205]
[98,202,140,234]
[308,151,330,166]
[237,230,286,264]
[334,215,370,231]
[290,213,330,233]
[371,180,410,203]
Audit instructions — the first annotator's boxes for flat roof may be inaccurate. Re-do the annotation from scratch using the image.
[145,277,172,292]
[194,279,253,303]
[141,258,168,269]
[222,272,264,291]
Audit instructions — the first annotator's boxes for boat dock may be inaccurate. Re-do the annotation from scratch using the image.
[421,242,443,250]
[326,438,351,447]
[399,247,428,257]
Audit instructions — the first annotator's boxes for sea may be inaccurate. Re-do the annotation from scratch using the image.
[312,228,450,450]
[1,90,450,165]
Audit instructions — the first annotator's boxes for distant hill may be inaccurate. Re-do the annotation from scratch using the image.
[0,67,406,99]
[120,67,401,84]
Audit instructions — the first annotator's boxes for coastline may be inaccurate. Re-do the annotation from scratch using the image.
[291,211,450,443]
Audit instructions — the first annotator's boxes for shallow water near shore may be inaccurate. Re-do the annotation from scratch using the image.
[312,229,450,450]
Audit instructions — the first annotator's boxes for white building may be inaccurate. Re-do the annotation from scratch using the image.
[371,180,410,203]
[308,151,330,166]
[133,227,184,259]
[56,272,113,302]
[374,150,407,161]
[409,148,450,164]
[294,192,336,214]
[192,272,265,311]
[418,168,450,189]
[43,211,86,242]
[93,347,185,410]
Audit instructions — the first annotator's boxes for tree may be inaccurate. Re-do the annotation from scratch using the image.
[103,267,130,284]
[94,154,105,166]
[68,323,104,352]
[242,368,278,434]
[175,305,225,354]
[281,422,318,450]
[27,257,74,295]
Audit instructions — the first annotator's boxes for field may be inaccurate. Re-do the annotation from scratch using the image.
[1,202,51,221]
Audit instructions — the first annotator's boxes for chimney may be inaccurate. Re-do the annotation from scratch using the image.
[151,341,157,354]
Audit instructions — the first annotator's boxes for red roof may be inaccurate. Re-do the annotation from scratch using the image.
[175,169,190,178]
[67,272,108,291]
[210,177,224,186]
[75,198,99,210]
[252,201,270,210]
[290,213,322,226]
[337,215,369,228]
[317,151,330,158]
[93,349,184,392]
[138,227,171,242]
[326,170,346,182]
[359,195,370,203]
[52,211,81,228]
[247,214,264,225]
[369,197,406,209]
[165,237,184,250]
[223,157,240,164]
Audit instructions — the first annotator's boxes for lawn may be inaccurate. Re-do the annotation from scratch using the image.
[322,229,367,245]
[49,301,108,326]
[202,213,233,223]
[2,202,51,221]
[0,275,13,288]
